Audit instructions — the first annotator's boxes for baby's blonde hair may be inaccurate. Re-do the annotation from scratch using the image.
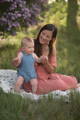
[21,37,33,48]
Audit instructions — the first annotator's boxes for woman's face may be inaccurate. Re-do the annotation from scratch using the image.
[39,30,53,45]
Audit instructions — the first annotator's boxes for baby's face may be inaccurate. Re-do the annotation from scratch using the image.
[24,41,34,54]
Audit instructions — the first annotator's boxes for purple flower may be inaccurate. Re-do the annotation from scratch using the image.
[0,0,48,33]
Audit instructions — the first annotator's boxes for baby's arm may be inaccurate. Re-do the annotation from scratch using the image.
[12,52,23,67]
[32,53,49,64]
[17,52,23,61]
[32,53,42,63]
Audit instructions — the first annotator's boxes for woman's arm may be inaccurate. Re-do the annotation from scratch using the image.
[43,59,56,73]
[41,46,57,73]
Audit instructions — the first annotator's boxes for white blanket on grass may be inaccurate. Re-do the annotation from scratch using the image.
[0,69,79,100]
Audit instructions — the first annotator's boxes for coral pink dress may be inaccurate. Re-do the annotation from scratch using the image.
[23,55,78,95]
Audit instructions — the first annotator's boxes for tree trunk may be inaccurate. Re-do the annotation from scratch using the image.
[67,0,79,44]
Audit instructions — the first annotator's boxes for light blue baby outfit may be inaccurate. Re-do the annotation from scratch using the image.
[17,52,37,83]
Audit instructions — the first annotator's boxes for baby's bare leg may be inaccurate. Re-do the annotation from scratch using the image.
[14,76,24,92]
[30,79,38,93]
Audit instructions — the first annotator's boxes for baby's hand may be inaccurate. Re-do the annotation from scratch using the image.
[40,55,48,64]
[12,57,21,67]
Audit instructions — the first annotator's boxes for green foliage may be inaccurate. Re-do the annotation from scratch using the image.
[41,1,67,26]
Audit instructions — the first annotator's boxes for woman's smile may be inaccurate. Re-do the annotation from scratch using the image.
[39,30,52,45]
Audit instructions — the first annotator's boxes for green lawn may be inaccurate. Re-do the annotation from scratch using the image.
[0,89,80,120]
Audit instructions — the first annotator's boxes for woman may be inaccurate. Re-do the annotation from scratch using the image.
[13,24,79,94]
[22,24,78,94]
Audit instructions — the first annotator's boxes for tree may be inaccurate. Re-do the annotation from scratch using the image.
[0,0,48,34]
[67,0,80,44]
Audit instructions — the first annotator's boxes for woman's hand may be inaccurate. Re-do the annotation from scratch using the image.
[12,57,21,67]
[40,55,48,64]
[40,55,55,73]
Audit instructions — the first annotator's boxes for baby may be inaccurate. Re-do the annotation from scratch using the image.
[13,37,42,93]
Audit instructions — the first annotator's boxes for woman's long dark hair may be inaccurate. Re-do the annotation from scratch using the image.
[34,24,57,57]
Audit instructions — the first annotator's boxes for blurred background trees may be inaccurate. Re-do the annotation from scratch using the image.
[0,0,48,34]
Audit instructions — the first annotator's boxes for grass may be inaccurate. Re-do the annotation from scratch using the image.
[1,88,80,120]
[0,1,80,119]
